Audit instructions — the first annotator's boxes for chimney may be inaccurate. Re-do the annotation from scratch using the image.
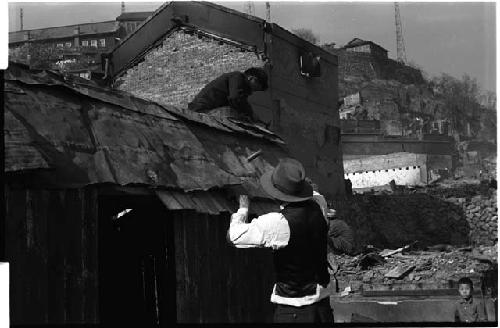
[73,26,80,48]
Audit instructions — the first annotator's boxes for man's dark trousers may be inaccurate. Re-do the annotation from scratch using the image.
[273,298,334,323]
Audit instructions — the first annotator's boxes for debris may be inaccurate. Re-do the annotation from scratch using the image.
[358,253,386,270]
[246,149,262,162]
[362,271,374,282]
[427,244,454,252]
[385,265,416,279]
[340,286,351,297]
[379,242,416,258]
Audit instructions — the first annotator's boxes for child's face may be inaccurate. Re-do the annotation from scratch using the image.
[458,283,472,299]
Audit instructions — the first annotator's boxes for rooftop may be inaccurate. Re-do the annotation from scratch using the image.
[9,20,118,44]
[5,62,286,214]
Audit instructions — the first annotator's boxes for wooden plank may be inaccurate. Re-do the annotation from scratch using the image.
[158,208,175,325]
[199,214,211,321]
[5,188,26,324]
[172,212,185,322]
[361,288,461,297]
[190,213,202,323]
[47,190,67,323]
[212,215,227,322]
[83,188,98,323]
[65,189,85,323]
[28,189,49,323]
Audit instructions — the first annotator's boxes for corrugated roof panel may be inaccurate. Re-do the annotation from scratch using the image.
[156,189,276,216]
[5,105,51,172]
[5,63,289,202]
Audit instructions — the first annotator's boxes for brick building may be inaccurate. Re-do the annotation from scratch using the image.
[105,1,345,198]
[8,11,152,78]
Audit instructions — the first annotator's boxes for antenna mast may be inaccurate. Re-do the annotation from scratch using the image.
[394,2,407,64]
[244,2,255,16]
[20,8,24,31]
[265,2,271,21]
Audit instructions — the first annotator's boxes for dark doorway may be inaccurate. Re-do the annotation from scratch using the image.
[98,194,176,326]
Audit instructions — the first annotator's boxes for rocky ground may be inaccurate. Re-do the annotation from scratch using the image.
[332,244,496,289]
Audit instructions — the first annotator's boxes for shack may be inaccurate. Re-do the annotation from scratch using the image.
[5,62,292,324]
[103,1,344,199]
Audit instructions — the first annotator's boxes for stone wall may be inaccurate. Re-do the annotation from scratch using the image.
[116,30,264,108]
[331,188,497,252]
[447,194,498,246]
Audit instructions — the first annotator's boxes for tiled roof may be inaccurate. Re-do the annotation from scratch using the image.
[115,11,153,21]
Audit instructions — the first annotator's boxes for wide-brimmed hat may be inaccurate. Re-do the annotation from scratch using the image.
[260,158,313,202]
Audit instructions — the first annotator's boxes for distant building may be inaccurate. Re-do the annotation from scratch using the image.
[116,11,152,34]
[323,37,424,85]
[8,11,152,78]
[343,38,388,59]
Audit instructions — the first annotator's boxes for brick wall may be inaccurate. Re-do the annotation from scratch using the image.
[116,30,265,108]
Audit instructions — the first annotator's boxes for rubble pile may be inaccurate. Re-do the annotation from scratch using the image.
[332,194,471,251]
[332,245,497,291]
[333,182,497,250]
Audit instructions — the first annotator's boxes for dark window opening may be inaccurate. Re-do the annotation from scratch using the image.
[98,194,176,326]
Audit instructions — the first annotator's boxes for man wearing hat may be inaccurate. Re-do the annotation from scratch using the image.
[188,67,268,122]
[227,158,333,323]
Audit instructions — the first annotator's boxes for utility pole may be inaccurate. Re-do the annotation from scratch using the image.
[121,1,125,14]
[265,2,271,21]
[394,2,407,64]
[20,8,24,31]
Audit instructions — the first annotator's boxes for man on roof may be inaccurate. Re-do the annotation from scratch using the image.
[227,158,334,323]
[188,67,268,122]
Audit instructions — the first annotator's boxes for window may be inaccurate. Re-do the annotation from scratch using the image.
[90,40,98,47]
[99,38,106,47]
[56,43,63,48]
[65,42,72,48]
[82,40,88,47]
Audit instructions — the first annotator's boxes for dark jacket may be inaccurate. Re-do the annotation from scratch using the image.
[274,200,330,298]
[454,297,487,322]
[328,219,354,255]
[188,71,253,117]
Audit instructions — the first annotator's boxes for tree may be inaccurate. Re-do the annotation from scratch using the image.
[431,73,484,137]
[292,28,319,45]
